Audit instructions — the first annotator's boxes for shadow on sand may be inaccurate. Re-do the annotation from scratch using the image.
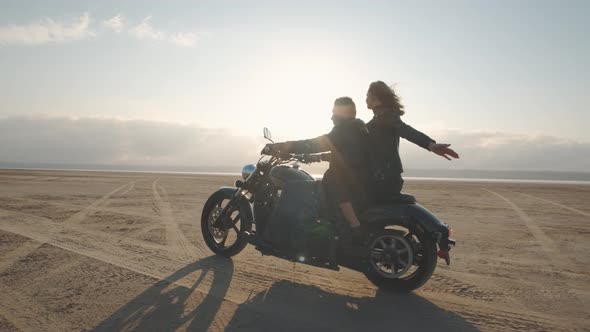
[92,256,479,331]
[224,280,479,332]
[92,256,234,331]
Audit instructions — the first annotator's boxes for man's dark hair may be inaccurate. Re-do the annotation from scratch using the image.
[334,96,356,116]
[368,81,405,115]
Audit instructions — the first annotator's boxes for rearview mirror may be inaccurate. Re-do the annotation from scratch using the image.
[263,127,273,142]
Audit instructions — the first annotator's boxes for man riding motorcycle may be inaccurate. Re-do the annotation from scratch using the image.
[263,97,371,234]
[200,86,457,287]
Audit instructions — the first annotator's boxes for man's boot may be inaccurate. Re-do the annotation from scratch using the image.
[327,232,340,270]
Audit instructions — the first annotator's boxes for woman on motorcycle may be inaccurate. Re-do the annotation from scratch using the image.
[365,81,459,202]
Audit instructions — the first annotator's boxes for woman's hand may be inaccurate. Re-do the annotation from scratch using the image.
[428,143,460,160]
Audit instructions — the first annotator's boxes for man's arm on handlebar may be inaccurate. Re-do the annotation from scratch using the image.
[263,135,333,156]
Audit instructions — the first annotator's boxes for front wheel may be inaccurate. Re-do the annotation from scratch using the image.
[201,191,251,257]
[364,228,438,292]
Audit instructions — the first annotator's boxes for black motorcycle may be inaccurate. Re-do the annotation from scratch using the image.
[201,128,455,291]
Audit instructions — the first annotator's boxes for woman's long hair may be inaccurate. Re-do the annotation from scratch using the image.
[368,81,405,115]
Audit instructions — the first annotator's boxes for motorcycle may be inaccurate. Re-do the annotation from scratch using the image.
[201,128,455,291]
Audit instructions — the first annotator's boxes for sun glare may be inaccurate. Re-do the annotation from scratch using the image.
[243,48,368,140]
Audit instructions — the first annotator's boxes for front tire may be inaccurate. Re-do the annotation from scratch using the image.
[201,191,251,257]
[364,228,438,292]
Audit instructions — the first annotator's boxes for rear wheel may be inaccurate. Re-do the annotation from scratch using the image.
[201,191,251,257]
[364,227,437,292]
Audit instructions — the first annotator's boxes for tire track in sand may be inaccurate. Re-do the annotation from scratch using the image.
[2,207,564,331]
[483,190,587,294]
[0,209,165,252]
[152,179,201,260]
[116,181,136,198]
[158,184,210,256]
[483,189,557,256]
[0,207,369,304]
[0,239,47,273]
[0,181,136,272]
[2,196,160,223]
[0,209,193,285]
[483,189,590,319]
[0,282,77,332]
[513,191,590,219]
[0,208,283,318]
[0,210,185,332]
[65,181,136,225]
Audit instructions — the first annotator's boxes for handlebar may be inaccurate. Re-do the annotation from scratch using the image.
[261,144,330,164]
[291,153,320,163]
[262,151,327,164]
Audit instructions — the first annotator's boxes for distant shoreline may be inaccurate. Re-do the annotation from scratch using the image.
[402,176,590,185]
[2,167,589,186]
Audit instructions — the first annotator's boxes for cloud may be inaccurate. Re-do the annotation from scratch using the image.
[0,13,94,45]
[0,116,264,169]
[400,129,590,172]
[0,13,206,47]
[1,116,587,173]
[102,15,124,33]
[128,16,165,41]
[170,32,198,47]
[128,16,205,47]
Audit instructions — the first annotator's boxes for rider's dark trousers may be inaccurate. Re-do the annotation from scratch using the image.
[320,169,369,226]
[371,173,405,204]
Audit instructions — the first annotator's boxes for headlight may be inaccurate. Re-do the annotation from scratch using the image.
[241,164,256,180]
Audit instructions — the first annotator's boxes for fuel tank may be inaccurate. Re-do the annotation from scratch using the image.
[269,165,315,188]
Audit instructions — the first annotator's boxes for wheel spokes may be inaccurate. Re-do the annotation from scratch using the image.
[219,234,228,246]
[370,233,414,279]
[389,237,397,248]
[208,204,243,249]
[371,248,384,257]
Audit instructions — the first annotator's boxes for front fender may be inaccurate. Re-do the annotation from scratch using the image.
[363,203,449,236]
[216,186,240,198]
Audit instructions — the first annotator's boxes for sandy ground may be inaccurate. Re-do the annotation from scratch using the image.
[0,169,588,332]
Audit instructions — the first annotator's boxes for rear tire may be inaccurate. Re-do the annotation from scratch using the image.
[364,228,437,292]
[201,191,251,257]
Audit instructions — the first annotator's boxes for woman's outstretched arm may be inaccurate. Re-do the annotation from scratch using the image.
[427,143,460,160]
[377,113,459,160]
[376,113,434,149]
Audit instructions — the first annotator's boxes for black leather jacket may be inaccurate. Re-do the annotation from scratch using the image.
[367,106,435,178]
[281,118,371,203]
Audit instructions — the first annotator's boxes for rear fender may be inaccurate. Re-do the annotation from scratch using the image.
[364,203,450,240]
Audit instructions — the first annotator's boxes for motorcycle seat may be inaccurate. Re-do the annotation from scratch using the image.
[373,193,416,206]
[393,193,416,204]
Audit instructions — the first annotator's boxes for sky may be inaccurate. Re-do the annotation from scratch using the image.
[1,0,589,172]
